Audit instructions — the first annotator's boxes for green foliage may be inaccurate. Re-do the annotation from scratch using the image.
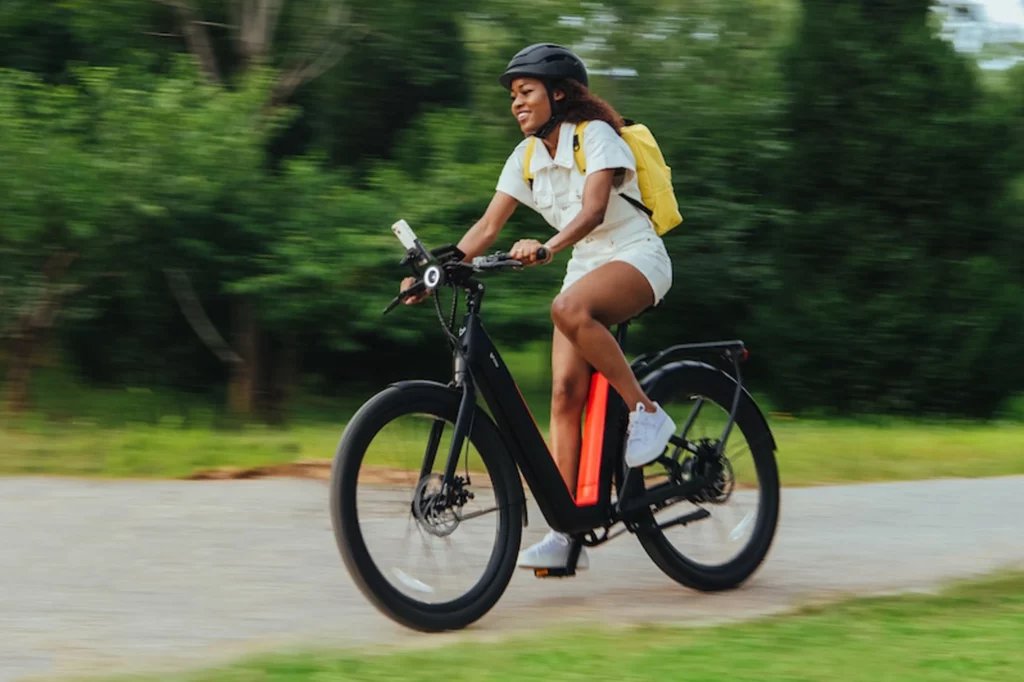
[763,0,1024,415]
[2,0,1023,419]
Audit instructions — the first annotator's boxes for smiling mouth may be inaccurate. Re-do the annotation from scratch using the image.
[516,111,531,123]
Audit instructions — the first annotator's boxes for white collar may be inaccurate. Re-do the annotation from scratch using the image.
[529,122,577,176]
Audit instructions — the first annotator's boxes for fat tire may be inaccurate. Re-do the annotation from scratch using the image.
[635,363,780,592]
[329,382,524,632]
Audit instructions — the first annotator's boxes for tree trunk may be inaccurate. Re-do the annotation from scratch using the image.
[227,297,261,417]
[3,334,36,414]
[264,334,297,425]
[2,252,77,416]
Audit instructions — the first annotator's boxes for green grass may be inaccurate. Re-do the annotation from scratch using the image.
[3,412,1024,484]
[69,570,1024,681]
[4,361,1024,483]
[0,422,347,478]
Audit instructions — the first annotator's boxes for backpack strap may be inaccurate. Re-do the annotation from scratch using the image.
[572,121,589,174]
[522,121,591,188]
[574,120,653,218]
[620,191,654,217]
[522,137,536,187]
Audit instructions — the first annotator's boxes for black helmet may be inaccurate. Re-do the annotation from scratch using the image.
[499,43,589,90]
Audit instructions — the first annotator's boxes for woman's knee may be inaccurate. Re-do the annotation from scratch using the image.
[551,293,590,336]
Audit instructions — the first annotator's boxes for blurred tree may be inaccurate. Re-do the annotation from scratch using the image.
[765,0,1024,415]
[0,69,131,412]
[4,0,1023,422]
[0,0,176,82]
[293,0,472,167]
[0,62,289,415]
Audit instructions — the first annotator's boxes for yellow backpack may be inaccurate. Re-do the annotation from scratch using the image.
[522,120,683,236]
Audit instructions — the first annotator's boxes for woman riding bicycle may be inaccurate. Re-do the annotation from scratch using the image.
[402,43,677,571]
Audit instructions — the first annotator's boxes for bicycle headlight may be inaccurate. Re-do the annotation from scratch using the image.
[423,264,444,289]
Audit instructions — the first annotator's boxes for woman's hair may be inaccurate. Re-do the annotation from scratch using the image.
[555,78,625,134]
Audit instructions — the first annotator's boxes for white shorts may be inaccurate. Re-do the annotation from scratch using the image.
[560,230,673,305]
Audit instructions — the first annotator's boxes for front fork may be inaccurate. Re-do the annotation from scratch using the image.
[419,350,474,501]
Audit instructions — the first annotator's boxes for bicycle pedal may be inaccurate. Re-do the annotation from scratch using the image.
[533,567,576,578]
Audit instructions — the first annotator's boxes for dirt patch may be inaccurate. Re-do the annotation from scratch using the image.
[186,461,463,487]
[188,460,333,481]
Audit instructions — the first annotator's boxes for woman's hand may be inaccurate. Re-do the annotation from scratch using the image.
[400,276,429,305]
[509,239,552,266]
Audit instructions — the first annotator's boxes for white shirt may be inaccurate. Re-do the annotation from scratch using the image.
[495,120,656,246]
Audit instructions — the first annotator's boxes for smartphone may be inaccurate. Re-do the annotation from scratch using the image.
[391,220,419,251]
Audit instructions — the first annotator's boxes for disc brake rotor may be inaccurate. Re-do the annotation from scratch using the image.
[683,439,735,505]
[412,473,460,537]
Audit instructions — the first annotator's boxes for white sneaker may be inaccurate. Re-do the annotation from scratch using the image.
[624,402,677,468]
[516,530,589,570]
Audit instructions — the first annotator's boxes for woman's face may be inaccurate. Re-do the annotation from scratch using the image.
[510,77,562,135]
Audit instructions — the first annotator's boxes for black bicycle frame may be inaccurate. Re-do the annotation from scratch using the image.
[453,306,620,534]
[429,279,707,536]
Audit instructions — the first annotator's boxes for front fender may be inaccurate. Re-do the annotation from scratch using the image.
[640,360,777,452]
[387,379,456,394]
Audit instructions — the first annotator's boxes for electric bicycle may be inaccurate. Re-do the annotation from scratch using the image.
[329,220,780,632]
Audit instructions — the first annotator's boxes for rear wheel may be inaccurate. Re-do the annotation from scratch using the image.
[632,363,780,591]
[330,382,524,631]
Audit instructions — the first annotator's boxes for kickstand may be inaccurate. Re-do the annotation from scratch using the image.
[533,536,583,579]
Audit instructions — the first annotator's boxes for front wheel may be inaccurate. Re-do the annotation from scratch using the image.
[330,381,524,632]
[632,362,780,592]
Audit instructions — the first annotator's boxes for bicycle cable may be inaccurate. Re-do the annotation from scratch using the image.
[432,286,461,350]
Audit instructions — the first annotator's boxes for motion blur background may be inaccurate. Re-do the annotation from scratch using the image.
[2,0,1023,461]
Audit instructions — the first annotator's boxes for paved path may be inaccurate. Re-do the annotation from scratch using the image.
[2,475,1023,681]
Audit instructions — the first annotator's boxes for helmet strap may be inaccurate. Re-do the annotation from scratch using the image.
[531,80,565,139]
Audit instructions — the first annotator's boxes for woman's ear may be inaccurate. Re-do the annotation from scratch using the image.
[552,88,565,102]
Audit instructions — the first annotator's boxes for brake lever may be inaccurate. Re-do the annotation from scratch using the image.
[471,252,523,270]
[383,280,426,314]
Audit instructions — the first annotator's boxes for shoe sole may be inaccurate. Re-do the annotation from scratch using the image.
[516,554,590,571]
[517,563,589,571]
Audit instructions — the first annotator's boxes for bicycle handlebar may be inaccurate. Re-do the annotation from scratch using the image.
[471,247,548,270]
[384,246,550,314]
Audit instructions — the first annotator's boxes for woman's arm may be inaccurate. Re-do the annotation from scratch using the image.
[403,191,519,304]
[456,191,520,260]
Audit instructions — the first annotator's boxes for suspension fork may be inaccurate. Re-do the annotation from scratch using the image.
[416,349,475,491]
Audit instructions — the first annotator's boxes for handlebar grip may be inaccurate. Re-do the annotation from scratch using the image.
[536,247,549,262]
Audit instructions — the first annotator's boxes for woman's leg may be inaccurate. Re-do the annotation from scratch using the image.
[551,260,676,468]
[549,326,592,492]
[518,261,672,571]
[550,261,655,410]
[516,328,594,571]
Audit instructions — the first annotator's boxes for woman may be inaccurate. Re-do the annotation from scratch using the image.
[402,43,677,571]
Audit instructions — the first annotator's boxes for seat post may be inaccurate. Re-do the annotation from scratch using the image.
[615,320,630,351]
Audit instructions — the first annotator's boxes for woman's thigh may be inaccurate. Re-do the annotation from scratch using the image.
[555,260,655,328]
